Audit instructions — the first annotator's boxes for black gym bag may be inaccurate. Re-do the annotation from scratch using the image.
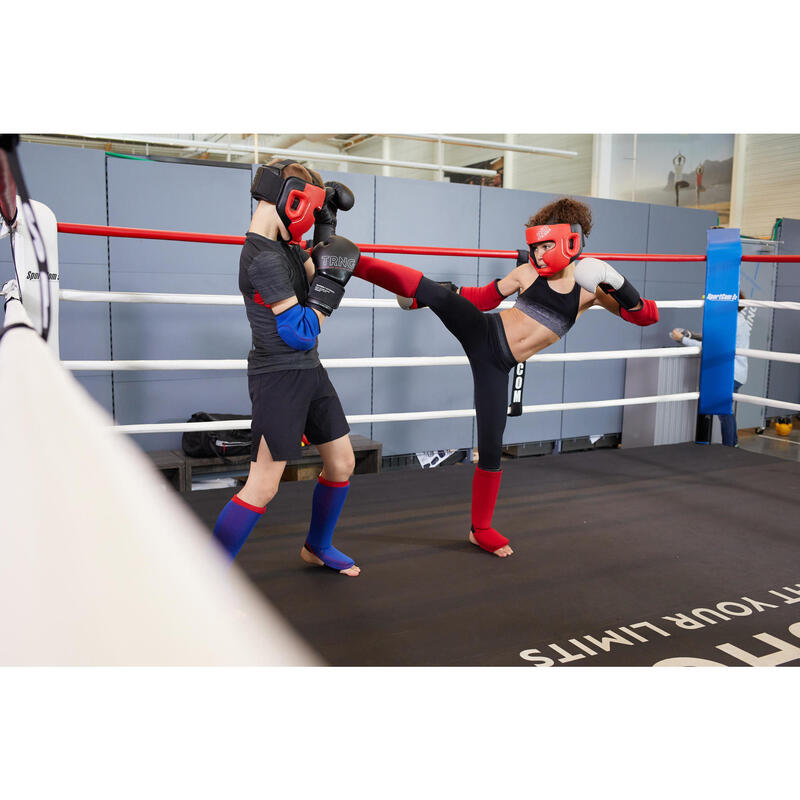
[181,412,252,460]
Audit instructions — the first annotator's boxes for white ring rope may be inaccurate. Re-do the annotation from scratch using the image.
[53,288,798,436]
[734,393,800,414]
[58,288,706,311]
[740,298,800,312]
[736,347,800,365]
[110,392,701,434]
[756,434,800,447]
[63,346,701,372]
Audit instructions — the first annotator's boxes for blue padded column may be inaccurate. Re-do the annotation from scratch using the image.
[696,227,741,443]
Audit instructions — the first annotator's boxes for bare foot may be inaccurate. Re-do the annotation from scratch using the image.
[469,531,514,558]
[300,545,361,577]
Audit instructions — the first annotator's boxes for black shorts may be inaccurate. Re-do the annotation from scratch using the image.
[248,366,350,462]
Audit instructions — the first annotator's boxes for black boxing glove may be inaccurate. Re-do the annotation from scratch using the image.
[307,235,360,316]
[313,181,355,246]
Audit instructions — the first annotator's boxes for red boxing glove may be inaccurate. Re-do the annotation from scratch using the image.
[459,279,506,311]
[620,298,659,326]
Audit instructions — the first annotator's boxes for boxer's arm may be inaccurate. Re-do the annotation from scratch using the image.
[495,265,526,298]
[248,252,325,350]
[271,301,321,350]
[456,265,524,310]
[458,279,508,311]
[575,257,659,326]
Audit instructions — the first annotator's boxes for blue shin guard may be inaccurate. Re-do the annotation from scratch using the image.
[303,477,353,570]
[213,495,266,559]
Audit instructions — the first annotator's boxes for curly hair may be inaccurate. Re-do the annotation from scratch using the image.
[526,197,593,237]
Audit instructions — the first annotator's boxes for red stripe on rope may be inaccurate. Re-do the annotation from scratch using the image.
[741,255,800,262]
[362,243,517,259]
[57,222,246,245]
[55,222,800,262]
[360,246,706,261]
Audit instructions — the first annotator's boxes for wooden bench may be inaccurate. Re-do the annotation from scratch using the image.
[147,434,382,492]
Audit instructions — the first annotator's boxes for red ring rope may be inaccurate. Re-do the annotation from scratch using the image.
[55,222,800,263]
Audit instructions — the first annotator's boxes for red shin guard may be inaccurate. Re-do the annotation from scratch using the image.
[354,255,424,298]
[470,467,509,552]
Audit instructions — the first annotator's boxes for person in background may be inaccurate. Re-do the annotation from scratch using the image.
[671,291,755,447]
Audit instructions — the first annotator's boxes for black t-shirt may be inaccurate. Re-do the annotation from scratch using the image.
[238,232,321,374]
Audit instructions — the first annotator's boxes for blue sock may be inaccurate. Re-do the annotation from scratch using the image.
[213,495,266,559]
[304,478,353,570]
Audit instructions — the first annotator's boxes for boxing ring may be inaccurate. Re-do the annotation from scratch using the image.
[3,208,800,665]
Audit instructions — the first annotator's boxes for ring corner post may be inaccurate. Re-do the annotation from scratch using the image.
[695,227,741,444]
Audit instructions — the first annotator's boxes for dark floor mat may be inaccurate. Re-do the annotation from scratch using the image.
[185,444,800,666]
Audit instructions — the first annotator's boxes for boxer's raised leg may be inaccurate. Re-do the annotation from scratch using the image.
[354,256,488,347]
[354,255,424,298]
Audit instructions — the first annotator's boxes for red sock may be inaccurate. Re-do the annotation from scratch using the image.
[354,255,424,297]
[471,466,502,530]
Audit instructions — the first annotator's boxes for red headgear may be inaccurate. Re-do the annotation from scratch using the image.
[525,223,584,276]
[250,159,326,243]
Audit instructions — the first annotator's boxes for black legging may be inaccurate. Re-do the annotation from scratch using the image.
[415,278,517,471]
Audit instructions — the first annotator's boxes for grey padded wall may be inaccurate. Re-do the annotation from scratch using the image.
[6,143,729,459]
[642,205,718,348]
[562,197,651,439]
[738,242,777,429]
[6,143,113,414]
[622,204,718,444]
[768,218,800,411]
[107,157,253,452]
[371,176,481,456]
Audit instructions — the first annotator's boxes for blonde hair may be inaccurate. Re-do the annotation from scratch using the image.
[267,158,323,188]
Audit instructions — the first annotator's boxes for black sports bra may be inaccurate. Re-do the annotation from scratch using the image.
[513,277,581,337]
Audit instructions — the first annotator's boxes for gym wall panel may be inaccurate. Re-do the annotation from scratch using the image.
[767,218,800,410]
[562,197,650,438]
[737,244,777,430]
[11,142,113,414]
[644,204,718,285]
[107,156,253,451]
[113,373,250,453]
[371,176,481,456]
[6,143,733,463]
[622,204,717,447]
[642,204,717,353]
